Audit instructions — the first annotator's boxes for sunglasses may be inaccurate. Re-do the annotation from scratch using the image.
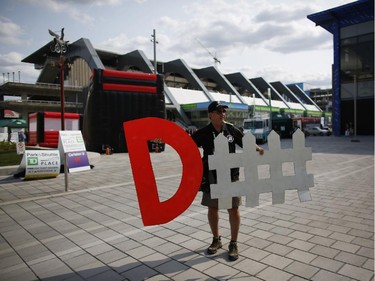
[214,109,227,114]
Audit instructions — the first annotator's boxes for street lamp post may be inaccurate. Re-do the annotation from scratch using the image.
[60,54,65,130]
[49,28,68,130]
[252,94,256,117]
[351,74,359,142]
[49,28,69,191]
[268,88,272,131]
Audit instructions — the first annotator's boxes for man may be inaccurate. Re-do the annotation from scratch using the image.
[192,101,264,261]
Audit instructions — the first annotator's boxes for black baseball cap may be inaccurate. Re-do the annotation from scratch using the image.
[208,101,228,113]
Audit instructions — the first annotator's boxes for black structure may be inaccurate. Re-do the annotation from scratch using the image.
[83,69,165,153]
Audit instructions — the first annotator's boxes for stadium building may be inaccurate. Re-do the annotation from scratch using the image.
[0,0,373,137]
[0,40,322,128]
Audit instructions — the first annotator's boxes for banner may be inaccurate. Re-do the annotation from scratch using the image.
[66,151,90,173]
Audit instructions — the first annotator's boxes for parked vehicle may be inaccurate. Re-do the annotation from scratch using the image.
[292,117,321,132]
[243,117,271,143]
[271,113,295,138]
[304,126,331,136]
[321,125,332,133]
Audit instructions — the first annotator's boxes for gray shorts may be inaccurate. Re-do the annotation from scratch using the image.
[201,192,242,209]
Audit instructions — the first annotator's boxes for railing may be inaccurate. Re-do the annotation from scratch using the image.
[0,99,83,108]
[35,82,82,90]
[0,81,83,90]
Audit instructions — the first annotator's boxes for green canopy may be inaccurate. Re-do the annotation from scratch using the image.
[0,119,27,128]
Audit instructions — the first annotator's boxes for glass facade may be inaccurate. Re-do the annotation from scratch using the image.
[339,20,374,135]
[340,21,374,100]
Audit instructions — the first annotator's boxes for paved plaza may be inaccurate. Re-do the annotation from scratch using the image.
[0,135,373,281]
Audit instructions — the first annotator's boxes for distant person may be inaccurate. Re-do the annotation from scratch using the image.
[7,127,11,142]
[18,129,26,142]
[192,101,264,261]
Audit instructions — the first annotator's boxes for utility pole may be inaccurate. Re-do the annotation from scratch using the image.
[151,29,158,74]
[268,88,272,131]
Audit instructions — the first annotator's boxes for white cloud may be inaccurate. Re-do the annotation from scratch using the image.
[148,0,340,88]
[0,52,23,64]
[0,52,39,83]
[23,0,123,9]
[22,0,95,24]
[98,33,151,53]
[149,0,329,65]
[254,3,316,23]
[22,0,65,12]
[157,16,180,30]
[1,0,355,88]
[66,0,123,5]
[0,17,25,45]
[256,66,331,88]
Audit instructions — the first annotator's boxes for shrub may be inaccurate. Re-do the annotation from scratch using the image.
[0,141,16,152]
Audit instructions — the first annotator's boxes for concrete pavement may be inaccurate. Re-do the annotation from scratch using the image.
[0,135,373,280]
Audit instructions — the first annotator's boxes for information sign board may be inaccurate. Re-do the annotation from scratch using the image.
[58,131,90,173]
[22,150,60,179]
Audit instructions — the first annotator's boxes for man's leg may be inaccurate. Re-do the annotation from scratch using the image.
[207,206,222,254]
[227,207,240,261]
[228,207,240,241]
[208,206,219,237]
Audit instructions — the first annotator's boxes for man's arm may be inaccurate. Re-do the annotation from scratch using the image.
[256,144,264,155]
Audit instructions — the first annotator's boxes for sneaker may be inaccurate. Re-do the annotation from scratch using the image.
[207,236,222,255]
[228,241,239,261]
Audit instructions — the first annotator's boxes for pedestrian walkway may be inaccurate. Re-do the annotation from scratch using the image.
[0,135,373,280]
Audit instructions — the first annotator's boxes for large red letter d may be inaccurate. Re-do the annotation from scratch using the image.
[124,117,202,226]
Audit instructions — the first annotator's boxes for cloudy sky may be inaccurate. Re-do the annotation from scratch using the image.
[0,0,354,89]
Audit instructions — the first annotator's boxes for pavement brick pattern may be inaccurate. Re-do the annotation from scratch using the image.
[0,136,373,281]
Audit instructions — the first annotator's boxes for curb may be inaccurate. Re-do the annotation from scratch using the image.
[0,165,18,176]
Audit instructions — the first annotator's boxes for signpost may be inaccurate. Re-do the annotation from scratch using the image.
[58,130,90,191]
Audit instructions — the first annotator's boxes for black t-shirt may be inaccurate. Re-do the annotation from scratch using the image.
[192,122,243,187]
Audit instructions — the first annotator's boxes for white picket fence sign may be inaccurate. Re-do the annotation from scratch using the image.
[208,129,314,209]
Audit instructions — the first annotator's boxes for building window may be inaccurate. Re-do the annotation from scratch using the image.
[340,21,374,100]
